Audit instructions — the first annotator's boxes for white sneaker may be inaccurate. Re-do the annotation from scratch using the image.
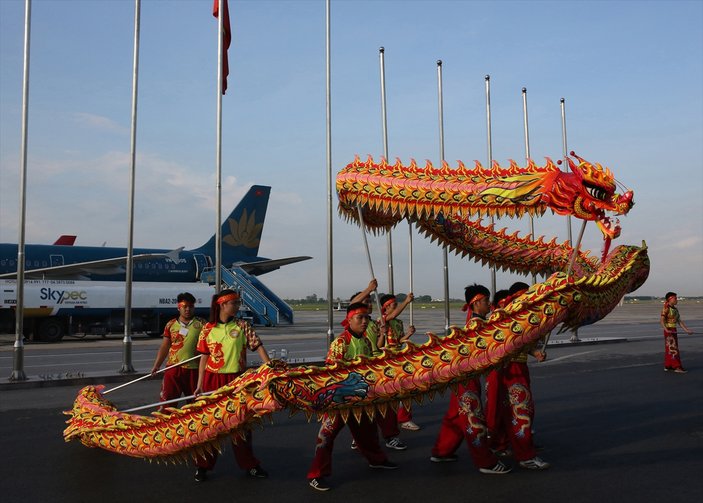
[400,420,421,431]
[479,460,512,474]
[309,478,330,491]
[519,457,550,470]
[385,437,408,450]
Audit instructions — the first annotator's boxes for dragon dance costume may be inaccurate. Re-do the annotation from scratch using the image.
[195,317,264,472]
[484,354,538,461]
[431,312,500,470]
[383,315,414,425]
[484,289,540,461]
[307,326,390,481]
[661,303,684,371]
[158,316,205,404]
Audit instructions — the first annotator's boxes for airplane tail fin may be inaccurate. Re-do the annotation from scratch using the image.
[53,235,77,246]
[194,185,271,264]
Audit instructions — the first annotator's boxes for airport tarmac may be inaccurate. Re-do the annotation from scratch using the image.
[1,300,701,389]
[0,300,701,502]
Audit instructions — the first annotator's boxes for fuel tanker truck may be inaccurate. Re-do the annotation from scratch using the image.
[0,279,216,342]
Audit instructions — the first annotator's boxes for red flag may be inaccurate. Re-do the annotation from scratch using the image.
[213,0,231,95]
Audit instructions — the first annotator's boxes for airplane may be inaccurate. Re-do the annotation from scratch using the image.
[0,185,311,282]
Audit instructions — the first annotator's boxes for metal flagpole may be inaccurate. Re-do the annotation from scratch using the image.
[120,0,141,374]
[379,47,394,295]
[485,75,497,299]
[522,88,537,285]
[215,0,224,292]
[437,61,450,334]
[325,0,334,346]
[10,0,32,382]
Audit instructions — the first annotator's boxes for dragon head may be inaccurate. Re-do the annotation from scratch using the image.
[542,152,634,249]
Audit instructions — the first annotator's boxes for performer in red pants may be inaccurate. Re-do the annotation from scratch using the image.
[193,289,272,482]
[307,302,398,491]
[430,283,510,475]
[484,283,550,470]
[660,291,694,373]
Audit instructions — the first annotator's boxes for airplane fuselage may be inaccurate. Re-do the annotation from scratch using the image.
[0,243,214,282]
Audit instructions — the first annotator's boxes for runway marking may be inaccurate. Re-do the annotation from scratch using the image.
[542,349,601,363]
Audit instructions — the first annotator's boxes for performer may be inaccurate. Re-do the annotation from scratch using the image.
[430,284,511,474]
[193,289,271,482]
[347,283,409,450]
[349,279,384,355]
[379,293,421,432]
[660,291,694,373]
[308,302,398,491]
[150,292,205,408]
[484,283,550,470]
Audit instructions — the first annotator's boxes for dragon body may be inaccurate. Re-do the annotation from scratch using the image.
[64,153,649,461]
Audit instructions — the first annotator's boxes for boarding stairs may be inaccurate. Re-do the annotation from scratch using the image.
[201,265,294,327]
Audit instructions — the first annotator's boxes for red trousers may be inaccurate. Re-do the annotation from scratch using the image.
[307,413,387,479]
[375,403,412,438]
[195,371,260,471]
[397,404,413,423]
[664,329,684,369]
[431,379,497,469]
[376,409,400,439]
[485,362,537,461]
[159,366,198,404]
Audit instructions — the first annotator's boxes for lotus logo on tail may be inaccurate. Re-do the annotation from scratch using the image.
[223,209,262,249]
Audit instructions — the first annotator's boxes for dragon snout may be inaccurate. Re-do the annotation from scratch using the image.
[613,190,634,214]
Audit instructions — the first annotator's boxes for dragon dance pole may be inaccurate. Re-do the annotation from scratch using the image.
[560,97,581,343]
[379,47,395,295]
[122,391,214,414]
[356,206,385,322]
[485,75,497,299]
[102,355,201,395]
[560,98,573,246]
[120,0,141,374]
[10,0,31,382]
[437,60,450,334]
[567,221,588,276]
[325,0,334,346]
[522,88,537,285]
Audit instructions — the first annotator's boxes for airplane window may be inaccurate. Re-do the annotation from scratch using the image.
[0,260,5,266]
[42,261,48,266]
[158,263,163,270]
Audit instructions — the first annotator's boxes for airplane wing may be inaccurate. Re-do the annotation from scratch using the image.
[235,256,312,276]
[0,251,182,280]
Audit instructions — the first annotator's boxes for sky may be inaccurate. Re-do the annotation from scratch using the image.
[1,0,702,302]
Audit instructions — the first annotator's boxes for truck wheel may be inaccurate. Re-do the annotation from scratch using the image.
[38,319,66,343]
